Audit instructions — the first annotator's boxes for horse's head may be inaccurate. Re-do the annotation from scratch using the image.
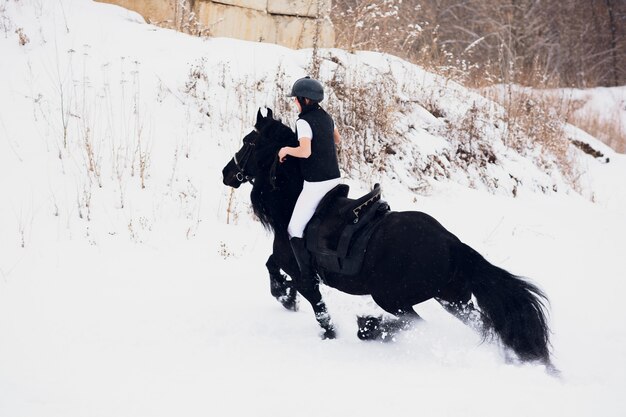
[222,128,261,188]
[222,107,295,188]
[222,107,303,233]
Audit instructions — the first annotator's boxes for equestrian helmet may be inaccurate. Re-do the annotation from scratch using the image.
[288,76,324,102]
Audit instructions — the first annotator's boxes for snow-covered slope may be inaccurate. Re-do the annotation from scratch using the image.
[1,1,626,416]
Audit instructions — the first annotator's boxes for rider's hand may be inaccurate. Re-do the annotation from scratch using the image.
[278,147,289,163]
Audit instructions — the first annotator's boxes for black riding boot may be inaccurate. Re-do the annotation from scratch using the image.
[289,237,317,302]
[290,237,336,339]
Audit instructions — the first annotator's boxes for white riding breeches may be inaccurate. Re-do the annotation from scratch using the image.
[287,178,342,239]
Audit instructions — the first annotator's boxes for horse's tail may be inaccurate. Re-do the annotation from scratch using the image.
[458,243,551,364]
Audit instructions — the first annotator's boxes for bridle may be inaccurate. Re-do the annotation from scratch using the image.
[230,125,281,189]
[232,130,258,184]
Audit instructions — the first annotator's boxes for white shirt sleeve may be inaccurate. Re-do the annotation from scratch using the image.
[296,119,313,141]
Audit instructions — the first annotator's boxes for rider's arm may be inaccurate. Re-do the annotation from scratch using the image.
[333,127,341,145]
[279,119,313,162]
[279,139,311,162]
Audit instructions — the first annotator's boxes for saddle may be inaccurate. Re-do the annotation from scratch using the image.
[304,183,390,276]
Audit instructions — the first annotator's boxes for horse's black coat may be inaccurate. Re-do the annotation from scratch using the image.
[222,108,552,365]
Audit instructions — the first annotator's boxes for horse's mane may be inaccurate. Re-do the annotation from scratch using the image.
[250,116,302,234]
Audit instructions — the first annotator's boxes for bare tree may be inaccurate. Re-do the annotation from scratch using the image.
[332,0,626,88]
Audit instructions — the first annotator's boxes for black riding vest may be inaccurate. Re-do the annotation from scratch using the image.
[297,105,341,182]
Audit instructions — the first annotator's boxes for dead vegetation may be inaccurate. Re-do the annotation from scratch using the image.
[332,0,626,89]
[324,65,400,177]
[568,110,625,154]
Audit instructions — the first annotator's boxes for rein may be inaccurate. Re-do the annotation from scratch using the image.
[269,158,280,191]
[231,126,284,190]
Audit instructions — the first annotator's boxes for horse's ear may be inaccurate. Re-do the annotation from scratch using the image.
[256,108,265,126]
[256,107,274,130]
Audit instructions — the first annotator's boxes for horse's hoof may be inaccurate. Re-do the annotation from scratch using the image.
[271,274,298,311]
[357,315,383,340]
[321,327,337,340]
[277,288,298,312]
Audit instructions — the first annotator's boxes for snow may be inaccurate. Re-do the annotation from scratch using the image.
[1,1,626,416]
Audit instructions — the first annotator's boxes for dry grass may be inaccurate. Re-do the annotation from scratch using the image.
[481,87,580,187]
[568,111,625,154]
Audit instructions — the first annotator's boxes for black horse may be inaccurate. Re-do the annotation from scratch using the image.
[222,108,552,365]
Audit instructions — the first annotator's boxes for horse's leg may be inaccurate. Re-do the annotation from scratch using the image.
[276,234,335,339]
[358,301,422,341]
[295,273,336,339]
[266,254,298,311]
[436,297,483,333]
[435,274,484,332]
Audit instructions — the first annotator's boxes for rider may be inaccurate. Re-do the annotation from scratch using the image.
[278,76,341,308]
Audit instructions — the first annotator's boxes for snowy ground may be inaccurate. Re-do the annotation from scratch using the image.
[1,1,626,416]
[2,186,626,417]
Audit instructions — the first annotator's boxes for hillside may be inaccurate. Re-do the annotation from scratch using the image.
[1,1,625,416]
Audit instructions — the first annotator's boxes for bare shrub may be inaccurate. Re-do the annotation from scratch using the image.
[225,188,237,225]
[324,63,400,178]
[0,2,12,38]
[15,27,29,45]
[271,64,293,119]
[83,127,102,186]
[490,87,578,187]
[129,61,151,189]
[183,57,209,112]
[333,0,425,64]
[447,102,497,168]
[218,241,234,259]
[77,182,93,222]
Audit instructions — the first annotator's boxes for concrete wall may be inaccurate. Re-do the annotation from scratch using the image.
[97,0,334,49]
